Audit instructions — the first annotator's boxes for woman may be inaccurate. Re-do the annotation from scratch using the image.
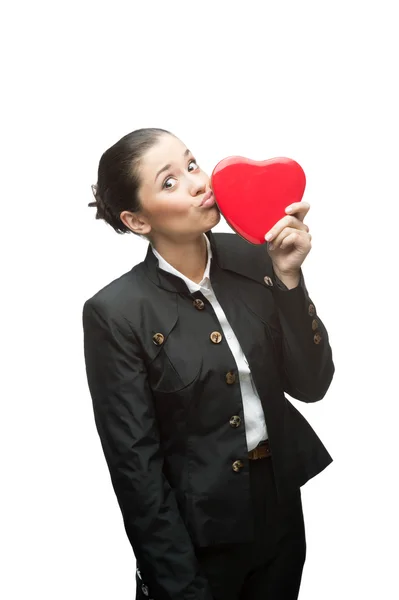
[83,128,334,600]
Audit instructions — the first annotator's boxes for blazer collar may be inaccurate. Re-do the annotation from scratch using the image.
[143,229,272,294]
[143,230,221,294]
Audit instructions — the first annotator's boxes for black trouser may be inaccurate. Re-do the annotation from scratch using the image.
[194,455,306,600]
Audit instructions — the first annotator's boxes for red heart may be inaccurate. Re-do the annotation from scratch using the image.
[211,157,306,245]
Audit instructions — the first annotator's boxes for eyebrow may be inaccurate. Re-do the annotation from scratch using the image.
[154,148,191,182]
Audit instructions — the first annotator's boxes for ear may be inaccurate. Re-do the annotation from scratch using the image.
[120,210,152,236]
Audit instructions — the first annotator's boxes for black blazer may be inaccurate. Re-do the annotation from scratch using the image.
[82,230,334,600]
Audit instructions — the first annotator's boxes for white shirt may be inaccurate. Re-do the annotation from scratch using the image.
[151,234,268,451]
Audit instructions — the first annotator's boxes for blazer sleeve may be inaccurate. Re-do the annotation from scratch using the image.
[82,299,213,600]
[270,267,335,403]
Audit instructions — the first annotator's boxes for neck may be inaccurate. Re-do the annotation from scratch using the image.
[153,234,208,284]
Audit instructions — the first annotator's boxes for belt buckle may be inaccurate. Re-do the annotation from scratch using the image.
[253,447,261,460]
[249,440,270,460]
[249,446,260,460]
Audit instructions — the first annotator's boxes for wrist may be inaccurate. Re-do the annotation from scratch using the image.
[273,267,301,289]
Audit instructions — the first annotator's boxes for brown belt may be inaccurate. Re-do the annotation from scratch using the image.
[248,439,271,460]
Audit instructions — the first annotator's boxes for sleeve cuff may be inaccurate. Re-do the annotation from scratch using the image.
[272,268,306,292]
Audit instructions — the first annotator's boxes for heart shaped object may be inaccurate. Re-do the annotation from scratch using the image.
[211,156,306,245]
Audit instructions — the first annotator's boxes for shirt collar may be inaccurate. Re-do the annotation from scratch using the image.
[151,233,213,293]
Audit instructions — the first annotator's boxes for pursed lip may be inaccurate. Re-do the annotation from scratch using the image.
[199,190,214,206]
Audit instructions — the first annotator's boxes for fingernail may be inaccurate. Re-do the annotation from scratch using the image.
[265,233,272,241]
[285,206,293,213]
[268,243,274,250]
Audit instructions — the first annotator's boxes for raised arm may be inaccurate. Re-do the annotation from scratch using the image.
[270,268,335,402]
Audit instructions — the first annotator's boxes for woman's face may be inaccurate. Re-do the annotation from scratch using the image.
[127,134,220,241]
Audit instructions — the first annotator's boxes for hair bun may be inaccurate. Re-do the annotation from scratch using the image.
[88,184,99,209]
[89,183,115,225]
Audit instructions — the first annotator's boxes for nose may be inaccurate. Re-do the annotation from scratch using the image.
[188,173,207,197]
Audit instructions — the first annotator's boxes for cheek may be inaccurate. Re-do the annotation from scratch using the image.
[157,196,194,219]
[140,189,190,222]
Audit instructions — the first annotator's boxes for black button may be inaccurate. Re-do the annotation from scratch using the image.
[308,304,316,317]
[152,333,165,345]
[210,331,223,344]
[232,460,244,472]
[226,371,236,384]
[264,275,273,287]
[314,332,322,344]
[193,299,205,310]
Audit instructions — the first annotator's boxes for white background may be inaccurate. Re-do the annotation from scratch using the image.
[2,1,398,598]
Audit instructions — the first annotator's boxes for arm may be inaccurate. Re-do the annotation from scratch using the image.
[270,267,335,403]
[82,300,213,600]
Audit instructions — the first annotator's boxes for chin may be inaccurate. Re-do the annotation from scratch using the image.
[197,206,221,235]
[211,208,221,226]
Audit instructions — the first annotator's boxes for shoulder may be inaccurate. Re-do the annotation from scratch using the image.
[82,261,150,321]
[212,231,270,261]
[211,231,273,284]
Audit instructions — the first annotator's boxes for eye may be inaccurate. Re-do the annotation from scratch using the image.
[188,159,199,172]
[162,177,177,190]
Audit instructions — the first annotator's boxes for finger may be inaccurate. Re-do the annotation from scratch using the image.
[285,201,310,222]
[280,232,312,252]
[280,230,312,251]
[265,215,309,242]
[270,228,311,250]
[283,215,309,232]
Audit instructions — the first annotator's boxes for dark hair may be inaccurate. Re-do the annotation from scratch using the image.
[88,128,172,234]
